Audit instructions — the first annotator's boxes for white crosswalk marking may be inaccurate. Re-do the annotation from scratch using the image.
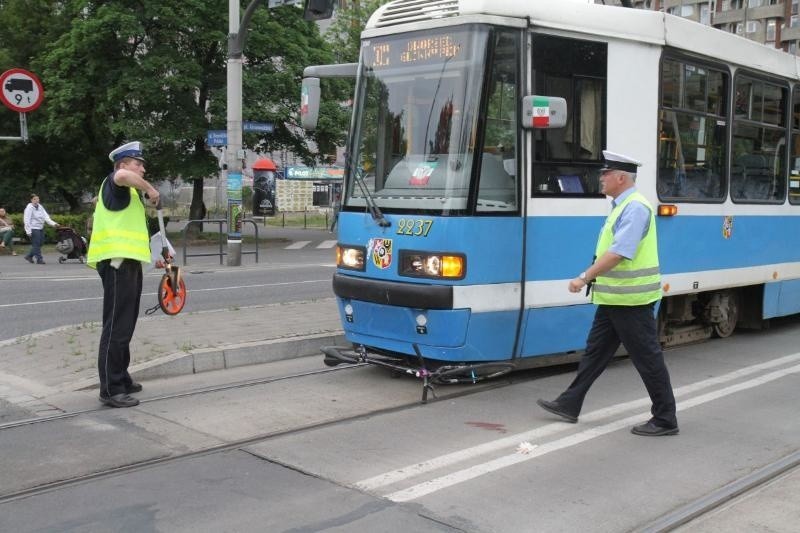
[285,241,311,249]
[316,240,337,249]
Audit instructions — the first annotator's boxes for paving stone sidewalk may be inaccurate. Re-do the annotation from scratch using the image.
[0,298,344,396]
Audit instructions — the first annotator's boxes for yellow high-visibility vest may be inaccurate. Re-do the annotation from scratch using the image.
[87,179,150,268]
[592,191,661,305]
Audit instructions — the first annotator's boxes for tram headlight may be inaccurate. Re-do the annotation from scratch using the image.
[400,251,465,279]
[336,245,366,271]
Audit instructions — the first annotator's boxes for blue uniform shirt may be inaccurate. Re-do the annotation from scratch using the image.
[608,187,651,260]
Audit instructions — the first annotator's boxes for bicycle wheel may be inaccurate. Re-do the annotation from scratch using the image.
[433,362,515,384]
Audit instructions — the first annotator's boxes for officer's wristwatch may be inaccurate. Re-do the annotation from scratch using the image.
[579,272,588,282]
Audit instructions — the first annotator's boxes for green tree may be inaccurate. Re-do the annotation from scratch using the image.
[325,0,388,63]
[0,0,74,210]
[0,1,349,220]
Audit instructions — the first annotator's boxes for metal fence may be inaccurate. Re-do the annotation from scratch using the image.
[181,218,259,265]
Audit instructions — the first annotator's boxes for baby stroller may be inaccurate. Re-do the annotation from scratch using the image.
[55,227,88,264]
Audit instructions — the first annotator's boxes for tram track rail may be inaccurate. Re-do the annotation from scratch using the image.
[637,449,800,532]
[0,363,368,432]
[0,361,517,505]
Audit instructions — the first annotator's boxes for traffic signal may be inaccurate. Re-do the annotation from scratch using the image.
[303,0,335,20]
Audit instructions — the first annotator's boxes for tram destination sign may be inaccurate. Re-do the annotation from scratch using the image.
[364,30,466,70]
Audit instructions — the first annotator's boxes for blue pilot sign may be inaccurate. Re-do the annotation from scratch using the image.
[0,68,44,113]
[206,130,228,147]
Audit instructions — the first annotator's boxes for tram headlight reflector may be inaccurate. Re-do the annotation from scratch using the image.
[416,314,427,327]
[344,304,354,315]
[400,252,465,279]
[336,245,365,271]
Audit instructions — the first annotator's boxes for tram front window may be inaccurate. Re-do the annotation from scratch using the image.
[347,25,515,215]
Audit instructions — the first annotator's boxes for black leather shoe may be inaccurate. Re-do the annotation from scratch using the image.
[631,420,679,436]
[125,382,143,393]
[24,256,33,264]
[99,393,140,408]
[537,399,578,423]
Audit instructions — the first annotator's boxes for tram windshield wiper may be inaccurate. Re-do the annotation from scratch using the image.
[352,164,390,228]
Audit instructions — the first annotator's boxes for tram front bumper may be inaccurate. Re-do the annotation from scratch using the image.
[332,272,453,309]
[332,273,470,353]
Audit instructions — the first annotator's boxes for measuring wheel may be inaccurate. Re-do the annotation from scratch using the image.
[158,272,187,315]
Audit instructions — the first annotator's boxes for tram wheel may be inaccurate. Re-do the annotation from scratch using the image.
[433,362,515,385]
[712,290,739,338]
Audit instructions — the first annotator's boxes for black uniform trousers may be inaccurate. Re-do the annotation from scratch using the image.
[97,259,142,397]
[555,303,678,428]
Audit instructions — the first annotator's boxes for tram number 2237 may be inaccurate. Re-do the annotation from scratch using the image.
[396,218,433,237]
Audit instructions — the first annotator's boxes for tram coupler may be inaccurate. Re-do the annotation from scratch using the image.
[321,346,360,367]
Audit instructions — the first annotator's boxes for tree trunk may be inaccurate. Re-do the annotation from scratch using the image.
[58,187,81,213]
[187,178,205,237]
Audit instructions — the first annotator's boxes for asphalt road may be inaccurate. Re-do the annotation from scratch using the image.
[0,229,337,341]
[1,318,799,532]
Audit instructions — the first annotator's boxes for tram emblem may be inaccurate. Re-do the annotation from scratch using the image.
[722,216,733,239]
[370,238,393,269]
[409,162,437,186]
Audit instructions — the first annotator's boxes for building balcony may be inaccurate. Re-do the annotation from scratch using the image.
[781,25,800,42]
[712,5,785,25]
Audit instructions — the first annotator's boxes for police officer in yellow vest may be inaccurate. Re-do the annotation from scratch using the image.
[88,141,160,408]
[537,151,678,436]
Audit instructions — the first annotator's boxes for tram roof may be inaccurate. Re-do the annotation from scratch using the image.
[366,0,800,80]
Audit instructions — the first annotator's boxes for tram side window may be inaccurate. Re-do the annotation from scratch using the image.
[657,58,727,202]
[731,75,787,203]
[476,29,519,213]
[531,35,606,196]
[790,87,800,205]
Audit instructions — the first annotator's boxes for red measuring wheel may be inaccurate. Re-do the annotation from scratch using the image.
[158,272,187,315]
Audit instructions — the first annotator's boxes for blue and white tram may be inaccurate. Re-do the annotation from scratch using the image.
[304,0,800,382]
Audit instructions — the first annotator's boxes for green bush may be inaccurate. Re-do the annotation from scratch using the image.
[6,213,92,243]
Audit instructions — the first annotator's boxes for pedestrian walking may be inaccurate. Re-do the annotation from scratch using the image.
[87,141,160,408]
[0,207,17,255]
[23,194,59,264]
[536,150,679,436]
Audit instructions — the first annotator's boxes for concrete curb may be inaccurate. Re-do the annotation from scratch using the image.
[70,331,346,391]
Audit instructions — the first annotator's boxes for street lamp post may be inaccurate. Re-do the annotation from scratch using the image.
[226,0,261,266]
[226,0,334,266]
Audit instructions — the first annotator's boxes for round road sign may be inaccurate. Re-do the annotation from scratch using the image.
[0,68,44,113]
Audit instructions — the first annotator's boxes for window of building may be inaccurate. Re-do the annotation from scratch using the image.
[700,4,711,25]
[748,0,763,7]
[746,20,760,35]
[668,5,695,16]
[657,58,728,202]
[532,35,607,197]
[767,19,776,41]
[789,88,800,204]
[731,75,788,203]
[736,22,744,35]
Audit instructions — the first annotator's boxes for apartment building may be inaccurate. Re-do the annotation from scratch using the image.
[605,0,800,54]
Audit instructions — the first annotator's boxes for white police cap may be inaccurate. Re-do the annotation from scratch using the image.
[109,141,145,163]
[601,150,641,173]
